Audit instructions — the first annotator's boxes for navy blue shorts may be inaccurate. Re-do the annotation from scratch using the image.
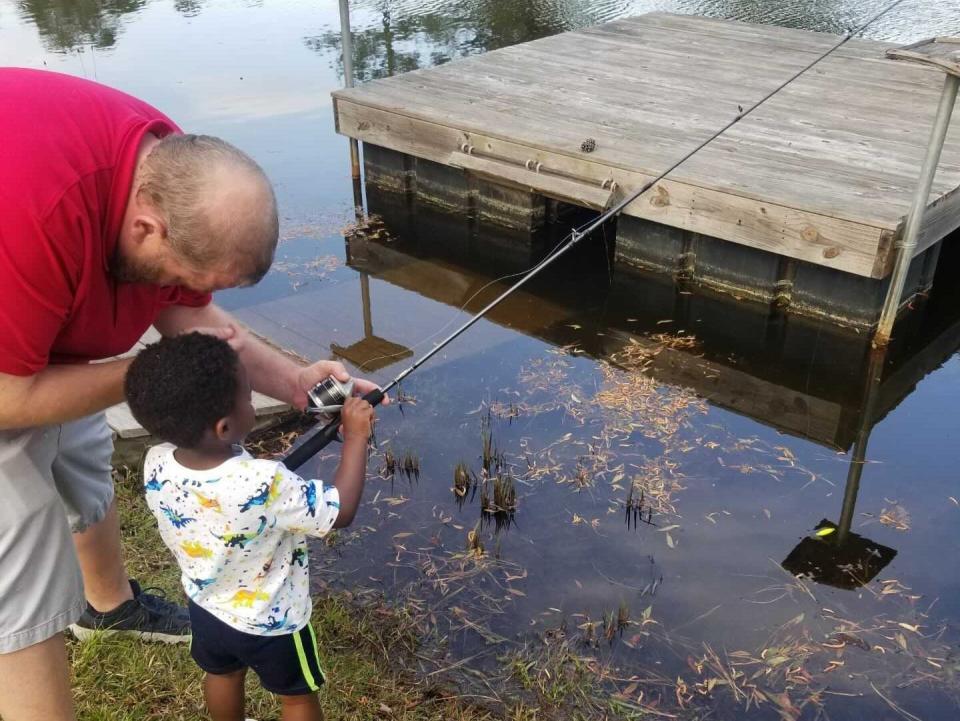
[188,601,326,696]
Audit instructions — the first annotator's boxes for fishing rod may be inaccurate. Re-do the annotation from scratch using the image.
[282,0,907,471]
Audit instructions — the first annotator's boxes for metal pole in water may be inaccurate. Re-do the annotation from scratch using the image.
[836,346,886,543]
[875,73,959,346]
[338,0,363,215]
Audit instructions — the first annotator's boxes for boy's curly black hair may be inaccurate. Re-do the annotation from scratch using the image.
[125,332,240,448]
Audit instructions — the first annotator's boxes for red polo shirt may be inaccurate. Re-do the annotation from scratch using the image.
[0,68,210,377]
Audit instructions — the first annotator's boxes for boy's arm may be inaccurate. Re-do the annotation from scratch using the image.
[270,465,341,538]
[329,396,375,527]
[331,434,368,528]
[269,397,374,534]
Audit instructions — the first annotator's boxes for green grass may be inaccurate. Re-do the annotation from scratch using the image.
[67,465,519,721]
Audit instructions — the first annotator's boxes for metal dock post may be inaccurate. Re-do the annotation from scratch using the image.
[338,0,362,217]
[876,38,960,345]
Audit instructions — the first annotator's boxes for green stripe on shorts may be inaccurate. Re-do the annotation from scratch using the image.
[306,622,326,683]
[293,627,319,692]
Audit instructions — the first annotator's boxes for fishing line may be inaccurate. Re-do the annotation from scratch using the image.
[283,0,910,471]
[352,212,609,376]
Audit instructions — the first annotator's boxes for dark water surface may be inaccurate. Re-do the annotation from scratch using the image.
[4,1,960,718]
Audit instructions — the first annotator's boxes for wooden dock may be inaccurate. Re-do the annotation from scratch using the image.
[332,13,960,327]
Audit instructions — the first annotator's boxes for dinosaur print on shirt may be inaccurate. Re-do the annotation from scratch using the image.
[143,444,339,635]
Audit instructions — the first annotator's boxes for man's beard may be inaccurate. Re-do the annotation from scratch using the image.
[109,249,167,285]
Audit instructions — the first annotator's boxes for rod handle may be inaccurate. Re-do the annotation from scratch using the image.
[281,387,386,471]
[362,388,385,406]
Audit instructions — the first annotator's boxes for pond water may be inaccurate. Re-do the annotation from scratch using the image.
[3,1,959,718]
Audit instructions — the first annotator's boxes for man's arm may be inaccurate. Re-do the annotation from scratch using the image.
[0,360,131,431]
[154,303,386,409]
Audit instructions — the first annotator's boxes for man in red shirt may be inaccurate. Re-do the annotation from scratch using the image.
[0,68,383,720]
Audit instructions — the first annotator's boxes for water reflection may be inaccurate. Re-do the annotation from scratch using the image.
[305,0,572,83]
[172,0,206,18]
[16,0,147,51]
[308,0,958,83]
[330,272,413,372]
[781,350,898,590]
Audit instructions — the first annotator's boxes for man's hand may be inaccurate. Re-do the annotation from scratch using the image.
[181,323,245,352]
[294,360,388,411]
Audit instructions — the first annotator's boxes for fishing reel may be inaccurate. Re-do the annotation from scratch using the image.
[306,376,355,422]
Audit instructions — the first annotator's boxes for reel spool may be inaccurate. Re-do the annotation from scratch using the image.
[306,376,355,420]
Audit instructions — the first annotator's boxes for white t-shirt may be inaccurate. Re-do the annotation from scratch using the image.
[143,444,340,635]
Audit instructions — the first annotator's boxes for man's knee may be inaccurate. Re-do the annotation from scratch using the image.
[52,414,115,532]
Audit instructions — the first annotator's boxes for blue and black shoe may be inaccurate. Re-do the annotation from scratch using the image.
[69,579,190,644]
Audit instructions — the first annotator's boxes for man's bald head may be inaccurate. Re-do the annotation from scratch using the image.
[136,134,278,284]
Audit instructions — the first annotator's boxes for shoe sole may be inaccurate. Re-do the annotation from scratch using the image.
[67,624,191,645]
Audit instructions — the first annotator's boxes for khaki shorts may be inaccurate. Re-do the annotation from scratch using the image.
[0,413,114,654]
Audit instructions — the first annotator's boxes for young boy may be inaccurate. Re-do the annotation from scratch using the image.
[125,332,374,721]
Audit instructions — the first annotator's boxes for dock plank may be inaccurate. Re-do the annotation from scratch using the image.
[334,12,960,278]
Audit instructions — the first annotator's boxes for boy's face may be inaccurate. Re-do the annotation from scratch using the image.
[222,363,257,443]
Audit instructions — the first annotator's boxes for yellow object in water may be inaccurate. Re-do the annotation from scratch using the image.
[815,527,836,537]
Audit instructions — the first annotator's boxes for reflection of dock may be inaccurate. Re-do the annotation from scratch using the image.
[333,194,960,452]
[333,13,960,328]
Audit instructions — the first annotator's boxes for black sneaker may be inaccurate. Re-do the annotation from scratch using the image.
[69,580,191,644]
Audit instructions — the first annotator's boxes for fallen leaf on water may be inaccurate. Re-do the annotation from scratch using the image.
[657,524,680,533]
[666,532,676,549]
[815,527,836,537]
[898,622,921,633]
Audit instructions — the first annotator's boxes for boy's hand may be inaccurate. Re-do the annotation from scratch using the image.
[340,396,375,442]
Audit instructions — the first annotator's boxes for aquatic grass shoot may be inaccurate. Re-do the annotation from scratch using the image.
[453,461,477,509]
[466,522,485,558]
[481,472,518,533]
[381,448,396,479]
[400,450,420,482]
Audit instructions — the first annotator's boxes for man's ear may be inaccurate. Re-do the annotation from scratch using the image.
[132,207,167,246]
[214,417,232,441]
